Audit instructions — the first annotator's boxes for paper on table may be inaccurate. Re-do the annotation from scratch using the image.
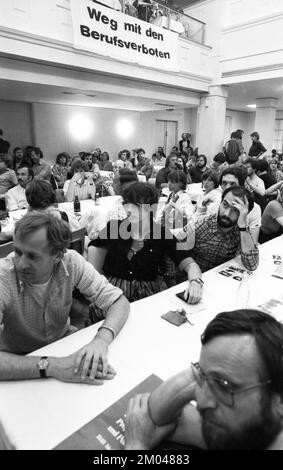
[258,298,283,322]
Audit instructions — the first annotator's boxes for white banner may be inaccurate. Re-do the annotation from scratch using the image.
[70,0,179,71]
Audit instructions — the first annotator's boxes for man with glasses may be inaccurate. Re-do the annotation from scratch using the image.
[125,309,283,450]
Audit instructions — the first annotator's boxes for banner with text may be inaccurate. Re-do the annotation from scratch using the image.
[70,0,179,71]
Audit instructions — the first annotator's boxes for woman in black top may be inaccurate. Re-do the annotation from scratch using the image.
[88,182,202,303]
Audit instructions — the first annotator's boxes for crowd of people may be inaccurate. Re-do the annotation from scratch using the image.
[0,126,283,450]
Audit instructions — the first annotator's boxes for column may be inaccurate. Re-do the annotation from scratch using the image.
[195,85,228,161]
[255,98,278,153]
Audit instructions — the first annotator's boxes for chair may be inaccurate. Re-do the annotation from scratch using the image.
[70,227,86,255]
[0,241,14,258]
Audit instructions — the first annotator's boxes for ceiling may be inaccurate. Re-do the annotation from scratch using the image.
[0,72,282,113]
[0,79,195,112]
[226,77,283,112]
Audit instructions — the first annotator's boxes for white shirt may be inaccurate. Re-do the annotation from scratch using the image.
[5,185,28,211]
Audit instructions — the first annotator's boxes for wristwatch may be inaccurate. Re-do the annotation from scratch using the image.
[238,226,247,231]
[37,356,49,378]
[190,278,204,287]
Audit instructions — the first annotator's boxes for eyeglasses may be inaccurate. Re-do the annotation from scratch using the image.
[191,362,271,408]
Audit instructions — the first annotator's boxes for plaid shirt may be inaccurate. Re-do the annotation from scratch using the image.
[0,250,123,354]
[187,214,259,272]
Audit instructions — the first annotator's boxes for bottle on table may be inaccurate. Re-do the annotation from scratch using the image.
[95,192,100,205]
[73,195,81,213]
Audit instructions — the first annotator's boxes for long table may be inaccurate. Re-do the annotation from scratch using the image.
[0,236,282,449]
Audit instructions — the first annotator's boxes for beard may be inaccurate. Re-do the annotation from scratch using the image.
[200,400,281,450]
[217,213,237,229]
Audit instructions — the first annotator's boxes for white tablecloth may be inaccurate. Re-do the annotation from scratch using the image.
[1,236,283,449]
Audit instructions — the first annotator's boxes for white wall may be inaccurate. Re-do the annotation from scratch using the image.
[224,0,283,27]
[0,100,32,150]
[1,101,192,163]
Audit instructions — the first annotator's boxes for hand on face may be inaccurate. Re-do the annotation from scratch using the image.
[231,196,249,227]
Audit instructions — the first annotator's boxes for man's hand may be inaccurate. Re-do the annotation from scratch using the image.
[50,353,116,385]
[184,281,202,304]
[232,196,249,228]
[74,338,109,380]
[124,393,176,450]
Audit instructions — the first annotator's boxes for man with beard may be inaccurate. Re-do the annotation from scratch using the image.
[6,165,33,211]
[125,309,283,450]
[177,186,259,275]
[189,154,208,183]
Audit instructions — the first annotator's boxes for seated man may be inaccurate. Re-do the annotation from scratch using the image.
[0,212,129,384]
[5,166,33,211]
[31,147,51,182]
[183,186,259,276]
[125,309,283,450]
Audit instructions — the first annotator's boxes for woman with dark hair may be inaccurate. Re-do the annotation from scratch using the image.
[194,170,221,220]
[26,179,80,230]
[160,170,194,230]
[65,159,96,201]
[117,149,133,169]
[100,152,113,172]
[113,168,138,195]
[88,182,201,303]
[52,152,68,189]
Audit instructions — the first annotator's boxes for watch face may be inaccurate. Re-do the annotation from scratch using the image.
[38,358,49,370]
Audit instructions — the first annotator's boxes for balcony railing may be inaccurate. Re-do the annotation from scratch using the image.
[93,0,206,44]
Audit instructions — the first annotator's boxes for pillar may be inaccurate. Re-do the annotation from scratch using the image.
[195,85,228,161]
[254,98,278,154]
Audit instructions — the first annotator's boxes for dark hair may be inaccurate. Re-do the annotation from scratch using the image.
[222,185,254,213]
[245,157,259,171]
[56,153,68,165]
[119,168,138,186]
[0,154,10,165]
[70,158,87,176]
[168,170,187,190]
[201,170,219,188]
[230,131,237,139]
[122,182,158,206]
[220,166,246,187]
[118,149,131,160]
[14,212,71,257]
[13,147,22,155]
[176,155,188,173]
[269,159,280,168]
[26,180,56,209]
[201,309,283,398]
[251,131,260,140]
[17,165,34,179]
[137,148,145,155]
[258,159,270,173]
[213,152,226,164]
[165,154,177,168]
[197,154,207,165]
[32,147,43,158]
[102,151,110,161]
